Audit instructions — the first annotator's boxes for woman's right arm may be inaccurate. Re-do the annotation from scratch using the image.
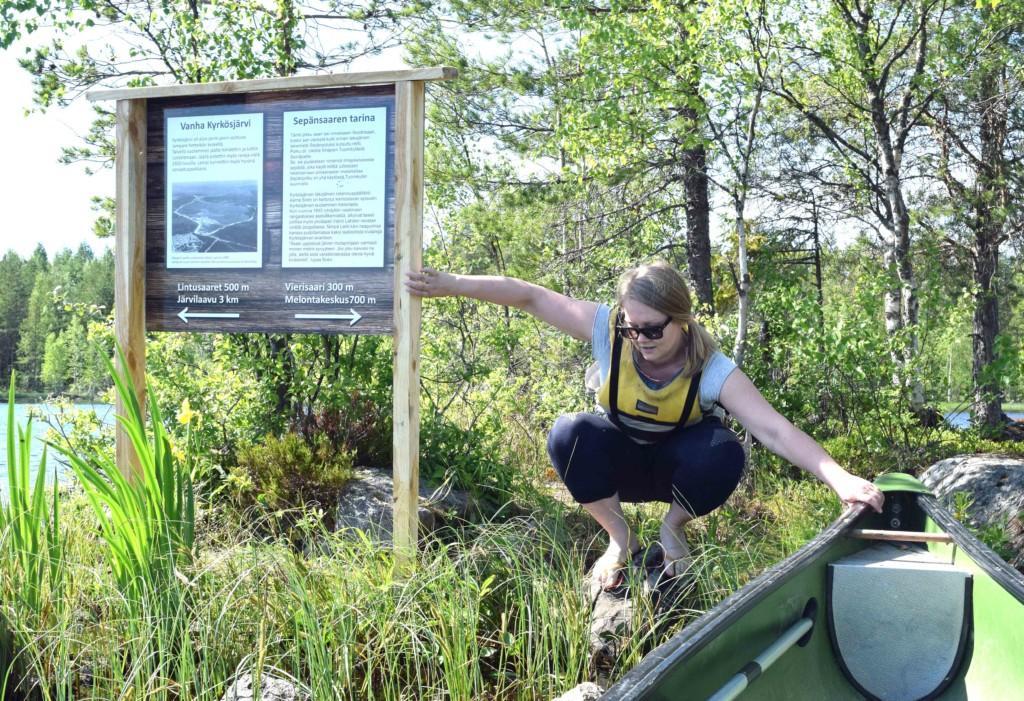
[405,268,598,342]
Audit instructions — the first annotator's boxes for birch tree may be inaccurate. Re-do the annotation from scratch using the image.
[704,2,774,366]
[765,0,948,408]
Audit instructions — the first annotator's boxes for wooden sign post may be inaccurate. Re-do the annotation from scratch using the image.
[90,68,455,568]
[392,80,424,571]
[113,98,148,477]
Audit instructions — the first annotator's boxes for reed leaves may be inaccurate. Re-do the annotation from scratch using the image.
[2,372,63,616]
[56,347,194,595]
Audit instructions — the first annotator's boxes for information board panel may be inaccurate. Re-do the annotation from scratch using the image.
[145,85,396,334]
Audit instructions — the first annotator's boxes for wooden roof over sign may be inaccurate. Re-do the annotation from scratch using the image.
[87,67,458,102]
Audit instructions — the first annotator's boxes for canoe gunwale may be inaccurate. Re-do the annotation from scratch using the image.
[917,494,1024,605]
[602,504,867,699]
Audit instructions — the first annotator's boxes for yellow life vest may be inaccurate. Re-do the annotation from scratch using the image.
[596,305,703,441]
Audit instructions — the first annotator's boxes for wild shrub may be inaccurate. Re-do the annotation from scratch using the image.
[146,332,269,490]
[420,409,515,511]
[292,390,391,468]
[228,432,354,528]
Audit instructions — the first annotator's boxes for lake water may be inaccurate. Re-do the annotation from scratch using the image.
[0,402,114,498]
[944,410,1024,429]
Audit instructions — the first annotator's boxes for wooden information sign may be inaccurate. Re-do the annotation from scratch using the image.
[89,67,456,568]
[146,85,397,334]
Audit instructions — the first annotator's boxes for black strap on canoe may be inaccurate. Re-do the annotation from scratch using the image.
[608,324,701,439]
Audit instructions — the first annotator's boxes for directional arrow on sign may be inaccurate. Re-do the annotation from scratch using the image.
[177,307,241,324]
[293,308,363,326]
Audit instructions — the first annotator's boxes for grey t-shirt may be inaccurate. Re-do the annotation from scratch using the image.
[587,303,737,412]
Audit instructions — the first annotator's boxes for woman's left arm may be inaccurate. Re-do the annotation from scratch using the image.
[719,369,884,513]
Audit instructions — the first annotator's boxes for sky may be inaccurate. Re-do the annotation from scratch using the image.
[0,47,114,259]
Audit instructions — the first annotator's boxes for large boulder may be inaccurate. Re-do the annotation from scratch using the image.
[920,456,1024,527]
[333,467,473,545]
[1009,516,1024,572]
[920,455,1024,570]
[1005,418,1024,441]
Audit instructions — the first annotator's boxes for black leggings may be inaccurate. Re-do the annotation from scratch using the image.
[547,413,745,517]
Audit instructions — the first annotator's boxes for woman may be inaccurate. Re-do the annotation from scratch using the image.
[406,261,883,590]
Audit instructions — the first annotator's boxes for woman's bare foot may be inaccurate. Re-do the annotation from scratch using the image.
[591,537,641,590]
[659,518,693,580]
[580,494,640,591]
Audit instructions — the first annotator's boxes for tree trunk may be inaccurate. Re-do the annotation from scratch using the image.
[972,238,1002,428]
[893,205,924,409]
[882,243,903,383]
[731,83,762,368]
[811,203,829,419]
[268,333,295,422]
[971,66,1008,431]
[732,195,750,368]
[868,75,924,409]
[679,100,714,311]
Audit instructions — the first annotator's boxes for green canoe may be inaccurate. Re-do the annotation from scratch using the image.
[603,473,1024,701]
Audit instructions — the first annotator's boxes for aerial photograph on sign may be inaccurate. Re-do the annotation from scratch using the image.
[171,180,258,253]
[165,111,264,268]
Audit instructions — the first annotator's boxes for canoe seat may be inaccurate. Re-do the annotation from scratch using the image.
[828,542,971,701]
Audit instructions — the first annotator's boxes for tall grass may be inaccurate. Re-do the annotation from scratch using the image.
[0,490,832,699]
[52,350,197,700]
[2,373,63,613]
[0,373,65,698]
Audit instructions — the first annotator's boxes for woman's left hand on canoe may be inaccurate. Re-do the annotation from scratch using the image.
[833,473,884,513]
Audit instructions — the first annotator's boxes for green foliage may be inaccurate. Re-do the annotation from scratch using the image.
[146,332,271,487]
[1002,266,1024,397]
[145,324,526,512]
[950,491,1018,562]
[952,491,974,522]
[419,409,512,507]
[979,333,1022,401]
[824,421,1024,479]
[0,477,845,700]
[0,413,1016,700]
[228,432,353,520]
[44,394,115,449]
[975,520,1017,562]
[40,317,110,396]
[822,424,944,478]
[0,252,32,383]
[3,244,113,395]
[1,2,1022,691]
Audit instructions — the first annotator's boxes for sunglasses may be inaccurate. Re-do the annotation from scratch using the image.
[615,314,674,340]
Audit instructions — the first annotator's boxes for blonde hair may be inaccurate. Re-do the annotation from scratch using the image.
[616,261,718,377]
